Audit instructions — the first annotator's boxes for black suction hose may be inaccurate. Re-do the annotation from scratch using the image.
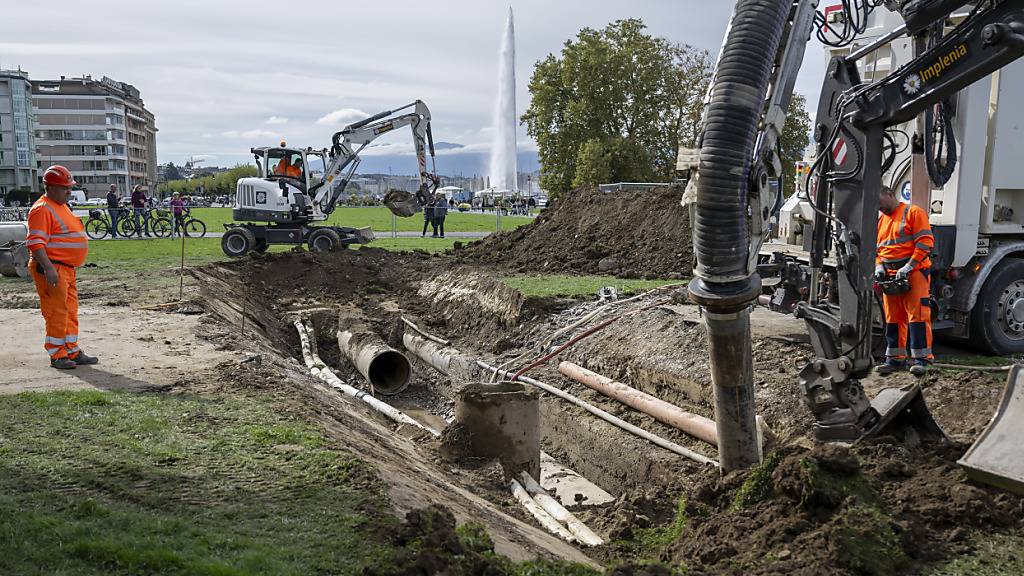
[688,0,791,473]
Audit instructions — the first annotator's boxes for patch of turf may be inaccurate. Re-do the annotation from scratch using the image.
[502,274,680,298]
[0,389,393,575]
[730,451,783,510]
[834,503,908,576]
[926,531,1024,575]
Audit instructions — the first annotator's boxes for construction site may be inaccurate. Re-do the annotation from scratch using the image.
[4,1,1024,575]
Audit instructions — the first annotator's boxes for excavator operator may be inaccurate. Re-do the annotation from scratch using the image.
[875,185,935,376]
[273,155,301,178]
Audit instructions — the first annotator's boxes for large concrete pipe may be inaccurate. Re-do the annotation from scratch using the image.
[402,332,479,382]
[0,222,30,278]
[337,330,412,395]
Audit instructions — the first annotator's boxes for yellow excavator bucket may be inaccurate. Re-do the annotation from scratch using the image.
[959,364,1024,496]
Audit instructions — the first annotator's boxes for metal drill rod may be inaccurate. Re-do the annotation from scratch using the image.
[704,308,761,470]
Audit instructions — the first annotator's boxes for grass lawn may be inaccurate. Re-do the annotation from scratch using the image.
[80,236,462,273]
[156,207,533,235]
[502,274,682,298]
[0,389,396,575]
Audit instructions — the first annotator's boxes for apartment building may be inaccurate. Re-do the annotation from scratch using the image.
[0,68,37,199]
[32,75,157,197]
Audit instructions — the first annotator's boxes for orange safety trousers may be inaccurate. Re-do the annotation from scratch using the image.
[882,268,933,361]
[30,263,80,360]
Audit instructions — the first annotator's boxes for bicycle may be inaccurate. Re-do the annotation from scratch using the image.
[84,209,112,239]
[173,207,207,238]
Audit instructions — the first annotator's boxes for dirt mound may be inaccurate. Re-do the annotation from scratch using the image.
[464,186,695,279]
[649,442,1023,575]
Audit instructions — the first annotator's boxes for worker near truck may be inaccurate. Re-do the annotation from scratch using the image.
[875,185,934,376]
[26,165,98,369]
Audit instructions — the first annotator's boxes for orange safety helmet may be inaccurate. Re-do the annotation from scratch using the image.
[42,165,77,188]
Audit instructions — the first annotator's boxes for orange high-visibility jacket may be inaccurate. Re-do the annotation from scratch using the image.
[876,202,933,270]
[26,196,89,267]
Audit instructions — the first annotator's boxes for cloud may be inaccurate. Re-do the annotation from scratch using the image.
[266,116,288,125]
[222,129,279,140]
[316,108,370,127]
[190,154,217,162]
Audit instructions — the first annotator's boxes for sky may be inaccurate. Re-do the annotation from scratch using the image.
[2,0,827,177]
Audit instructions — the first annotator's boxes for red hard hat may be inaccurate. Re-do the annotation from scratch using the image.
[42,165,77,187]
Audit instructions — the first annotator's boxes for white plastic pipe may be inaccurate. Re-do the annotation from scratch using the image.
[509,478,577,543]
[477,360,718,467]
[295,319,439,437]
[518,472,603,546]
[402,332,479,380]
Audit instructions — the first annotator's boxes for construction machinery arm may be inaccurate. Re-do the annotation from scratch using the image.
[312,100,439,217]
[798,0,1024,440]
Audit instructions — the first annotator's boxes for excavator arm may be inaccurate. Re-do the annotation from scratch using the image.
[799,0,1024,440]
[313,100,439,217]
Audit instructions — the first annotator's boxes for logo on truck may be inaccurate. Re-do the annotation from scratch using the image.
[904,43,968,94]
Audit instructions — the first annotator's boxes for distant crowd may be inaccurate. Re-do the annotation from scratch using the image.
[101,184,192,239]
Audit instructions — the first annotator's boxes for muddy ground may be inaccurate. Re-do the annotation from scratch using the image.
[462,185,695,279]
[183,245,1022,575]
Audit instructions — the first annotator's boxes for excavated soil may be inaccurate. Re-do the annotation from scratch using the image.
[192,247,1022,575]
[462,185,695,279]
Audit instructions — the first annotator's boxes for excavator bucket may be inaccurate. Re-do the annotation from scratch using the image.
[862,383,947,445]
[383,190,422,218]
[959,365,1024,496]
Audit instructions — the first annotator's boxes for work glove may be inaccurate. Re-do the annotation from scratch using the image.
[896,262,914,280]
[874,264,887,282]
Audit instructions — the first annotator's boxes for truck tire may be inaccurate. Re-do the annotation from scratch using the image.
[971,258,1024,354]
[308,228,342,252]
[222,227,256,258]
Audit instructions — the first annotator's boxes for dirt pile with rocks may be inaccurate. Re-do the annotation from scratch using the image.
[464,185,695,279]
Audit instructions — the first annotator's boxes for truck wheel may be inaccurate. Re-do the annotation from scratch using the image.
[308,228,342,252]
[222,228,256,258]
[971,258,1024,354]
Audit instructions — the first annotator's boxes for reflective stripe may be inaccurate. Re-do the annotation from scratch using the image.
[46,241,87,249]
[911,347,932,358]
[29,229,50,239]
[877,230,932,248]
[41,202,69,233]
[66,334,78,343]
[886,347,907,357]
[66,345,81,354]
[51,231,87,239]
[45,336,66,345]
[915,242,932,251]
[47,346,64,356]
[898,204,910,234]
[26,239,46,247]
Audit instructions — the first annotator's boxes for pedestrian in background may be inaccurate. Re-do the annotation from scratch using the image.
[106,184,120,239]
[421,197,435,237]
[432,192,448,238]
[131,185,151,238]
[169,192,185,238]
[26,165,98,369]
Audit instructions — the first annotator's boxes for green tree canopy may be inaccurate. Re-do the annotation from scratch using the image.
[157,164,257,198]
[780,94,812,197]
[523,18,713,197]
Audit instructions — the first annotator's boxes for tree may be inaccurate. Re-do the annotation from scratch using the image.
[163,162,183,181]
[523,19,713,197]
[572,136,651,189]
[780,94,812,197]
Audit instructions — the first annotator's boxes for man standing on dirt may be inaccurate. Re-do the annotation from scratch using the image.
[106,184,121,239]
[131,184,151,238]
[25,165,98,369]
[875,185,934,376]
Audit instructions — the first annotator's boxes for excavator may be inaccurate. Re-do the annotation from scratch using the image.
[221,100,439,257]
[685,0,1024,493]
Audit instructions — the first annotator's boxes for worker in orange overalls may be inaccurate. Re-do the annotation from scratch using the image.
[26,165,97,370]
[875,185,934,376]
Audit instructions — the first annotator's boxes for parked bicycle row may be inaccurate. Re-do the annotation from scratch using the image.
[85,207,207,240]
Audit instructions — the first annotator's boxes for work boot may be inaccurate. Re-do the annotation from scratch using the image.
[909,360,929,376]
[50,357,76,370]
[70,351,99,365]
[876,359,906,376]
